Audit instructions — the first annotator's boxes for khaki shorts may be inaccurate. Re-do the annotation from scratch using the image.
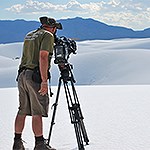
[17,69,49,117]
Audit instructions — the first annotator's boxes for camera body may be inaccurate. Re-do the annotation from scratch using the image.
[54,36,77,64]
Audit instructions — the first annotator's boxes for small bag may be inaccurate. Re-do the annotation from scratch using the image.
[16,67,26,81]
[32,67,42,83]
[32,67,51,83]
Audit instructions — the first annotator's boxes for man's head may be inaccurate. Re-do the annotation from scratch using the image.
[39,16,62,30]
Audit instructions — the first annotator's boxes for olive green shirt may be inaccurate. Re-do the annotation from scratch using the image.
[19,28,54,69]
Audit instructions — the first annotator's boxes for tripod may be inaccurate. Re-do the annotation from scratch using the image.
[47,63,89,150]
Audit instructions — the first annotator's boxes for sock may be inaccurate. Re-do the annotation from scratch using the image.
[35,135,44,143]
[14,133,22,140]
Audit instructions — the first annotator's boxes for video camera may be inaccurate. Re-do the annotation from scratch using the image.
[54,36,77,64]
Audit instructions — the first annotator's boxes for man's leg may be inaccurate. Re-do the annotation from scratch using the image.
[32,115,44,149]
[13,114,26,150]
[15,114,26,134]
[32,115,43,136]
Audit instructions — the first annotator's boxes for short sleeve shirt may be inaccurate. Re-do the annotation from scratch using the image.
[19,28,54,69]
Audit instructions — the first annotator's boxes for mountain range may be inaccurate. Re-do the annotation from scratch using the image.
[0,17,150,44]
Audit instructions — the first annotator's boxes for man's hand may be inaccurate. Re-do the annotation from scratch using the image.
[38,81,48,96]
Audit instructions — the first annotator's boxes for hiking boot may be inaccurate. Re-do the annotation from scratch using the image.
[12,139,25,150]
[34,141,56,150]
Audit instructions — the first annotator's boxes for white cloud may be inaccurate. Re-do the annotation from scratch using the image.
[97,11,150,30]
[6,0,63,14]
[5,0,150,30]
[6,4,24,13]
[108,0,121,7]
[5,0,111,13]
[65,0,82,11]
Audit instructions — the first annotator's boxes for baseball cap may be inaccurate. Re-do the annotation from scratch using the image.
[39,16,62,30]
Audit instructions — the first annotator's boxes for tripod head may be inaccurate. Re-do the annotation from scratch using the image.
[58,63,76,83]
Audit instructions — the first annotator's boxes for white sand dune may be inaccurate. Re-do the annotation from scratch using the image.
[0,38,150,149]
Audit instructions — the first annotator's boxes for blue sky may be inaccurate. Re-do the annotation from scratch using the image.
[1,0,150,30]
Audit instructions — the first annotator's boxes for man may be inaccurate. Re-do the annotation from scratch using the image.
[12,16,62,150]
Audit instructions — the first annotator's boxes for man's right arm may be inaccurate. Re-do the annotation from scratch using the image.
[38,50,49,96]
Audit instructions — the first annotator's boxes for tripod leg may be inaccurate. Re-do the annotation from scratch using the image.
[70,80,89,144]
[73,105,89,146]
[80,120,89,145]
[63,82,86,150]
[47,78,62,146]
[74,122,85,150]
